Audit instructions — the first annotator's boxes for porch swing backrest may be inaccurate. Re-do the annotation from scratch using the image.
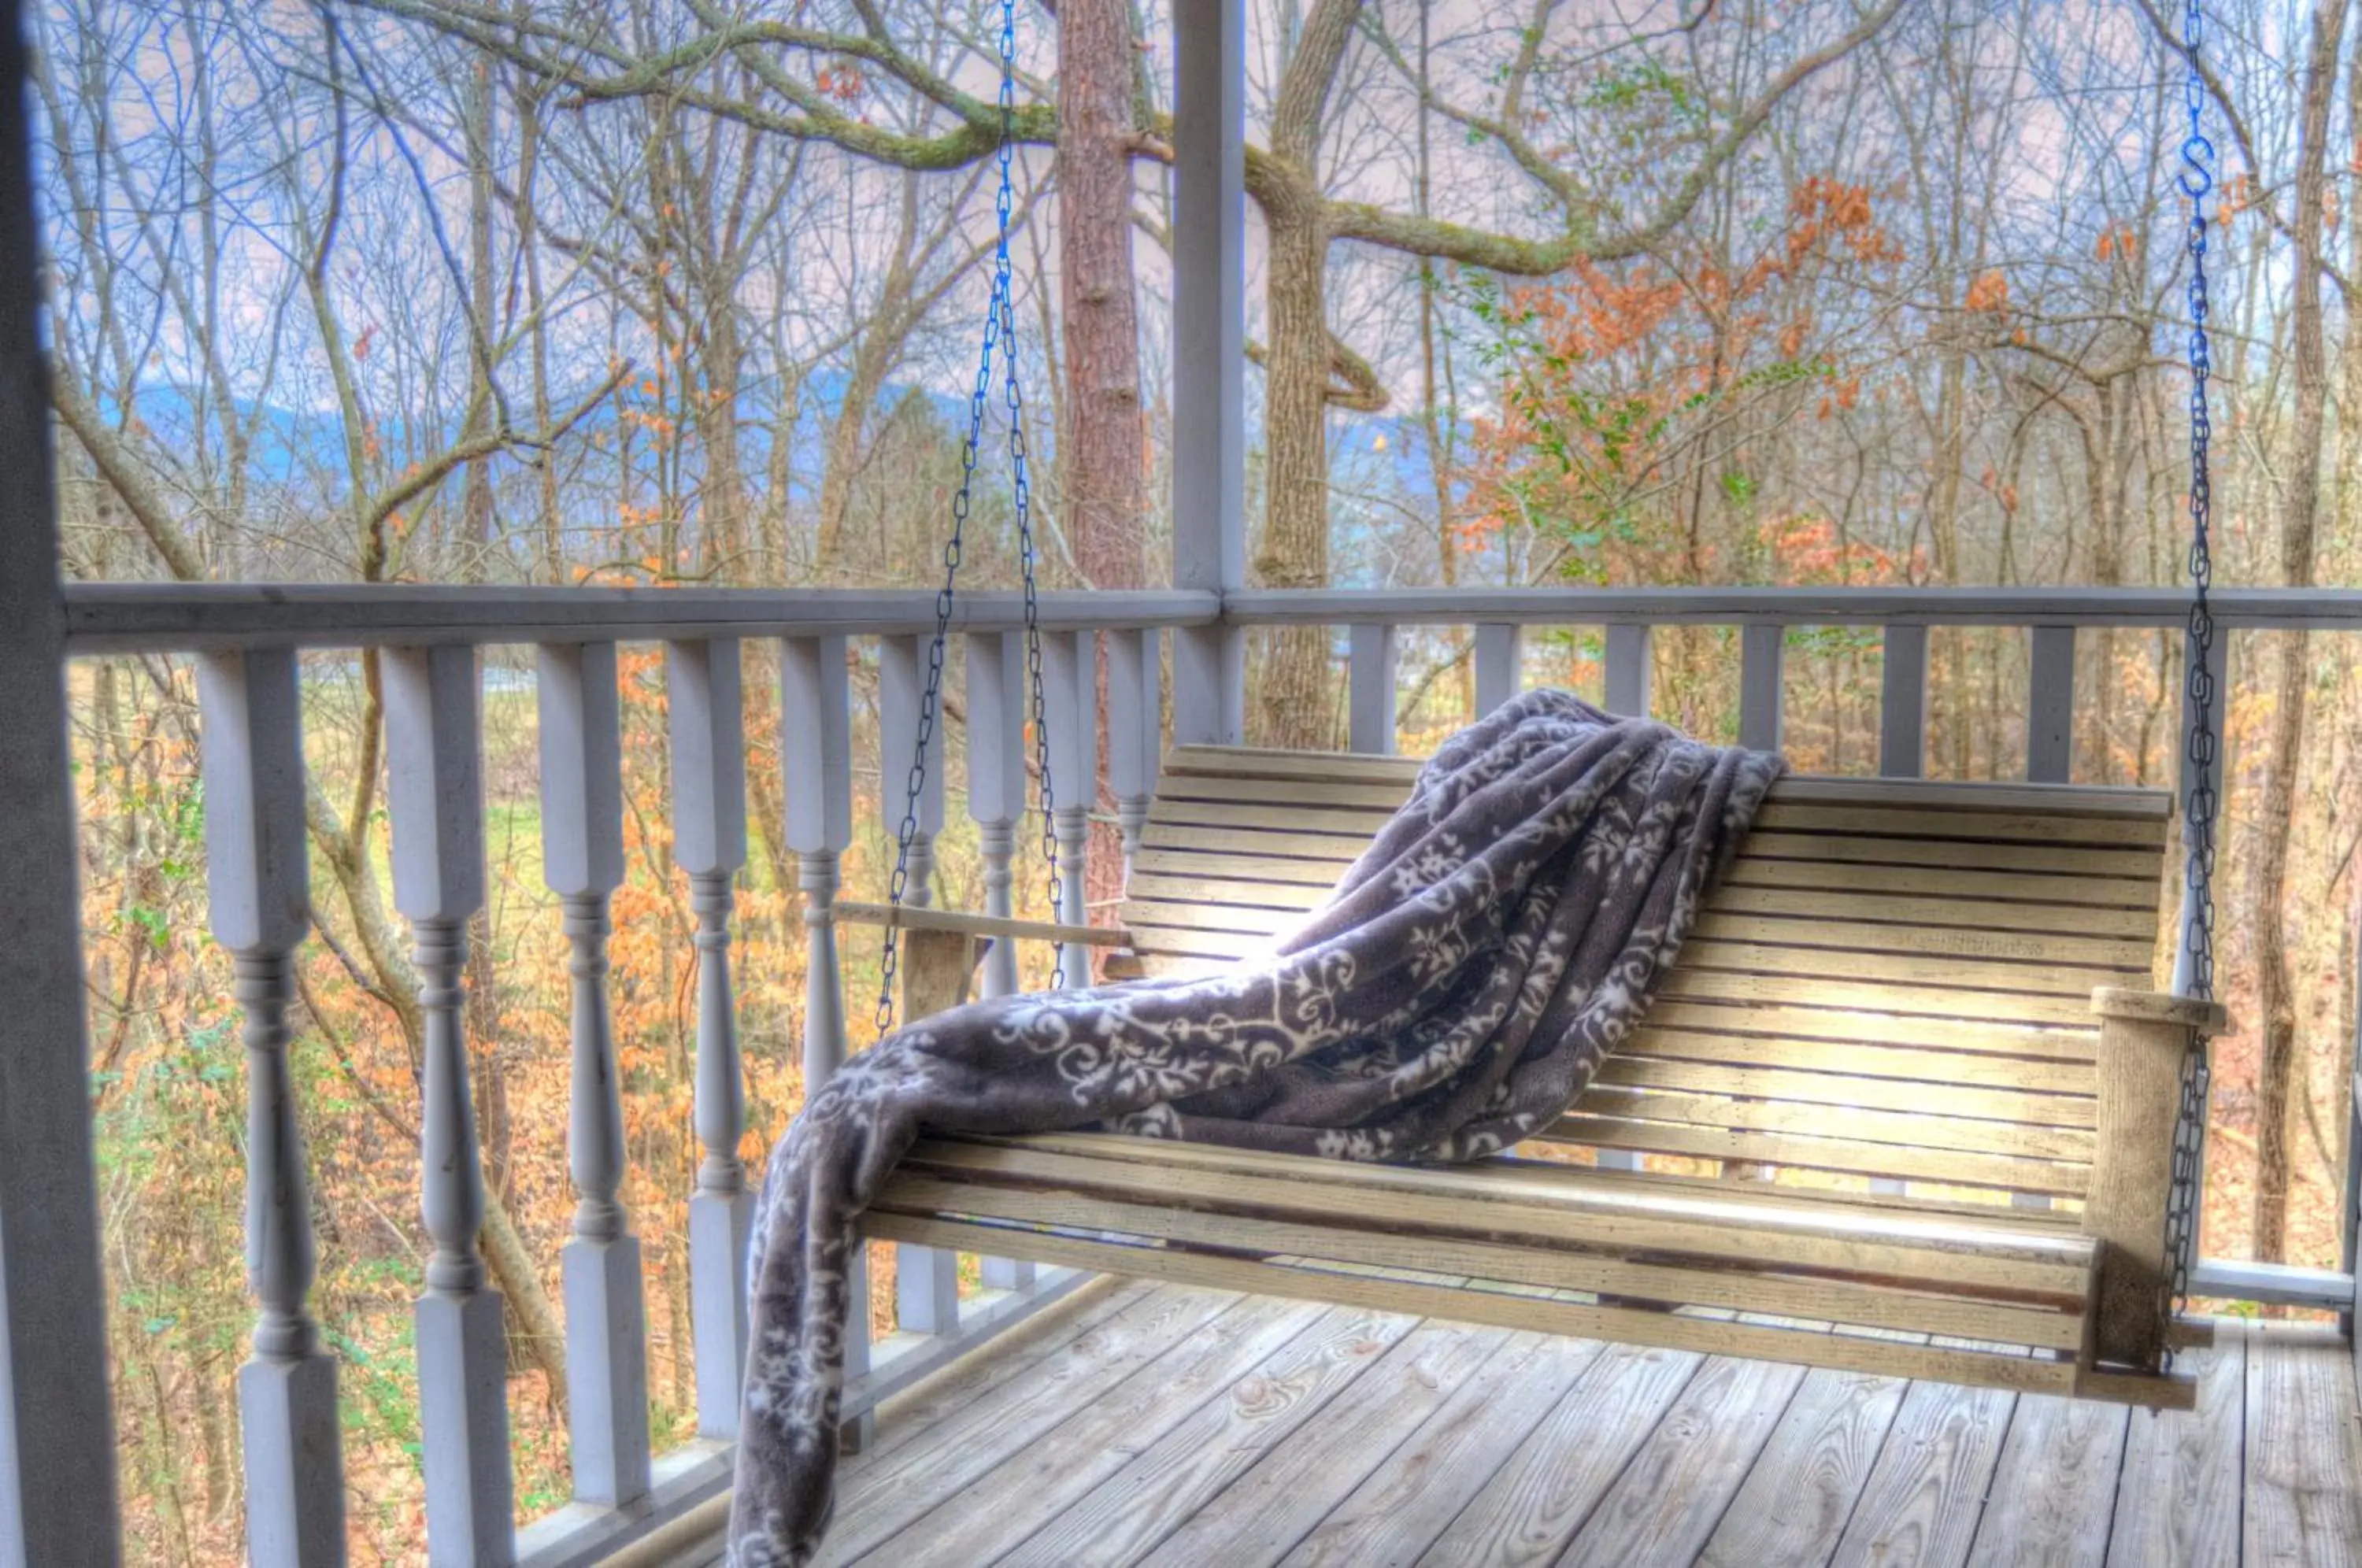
[1117,745,2171,1204]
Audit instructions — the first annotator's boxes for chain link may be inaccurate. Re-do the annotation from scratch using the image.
[2158,0,2219,1373]
[876,0,1060,1035]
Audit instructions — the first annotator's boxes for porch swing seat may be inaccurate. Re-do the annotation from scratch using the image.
[857,745,2227,1409]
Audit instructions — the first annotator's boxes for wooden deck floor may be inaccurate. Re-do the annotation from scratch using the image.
[781,1276,2362,1568]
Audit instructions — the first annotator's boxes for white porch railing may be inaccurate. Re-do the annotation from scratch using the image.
[13,579,2362,1565]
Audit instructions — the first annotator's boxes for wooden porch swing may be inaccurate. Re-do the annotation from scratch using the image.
[829,0,2231,1415]
[855,747,2223,1409]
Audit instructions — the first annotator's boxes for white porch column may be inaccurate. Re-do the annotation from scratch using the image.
[668,639,753,1440]
[1475,623,1523,716]
[0,11,120,1554]
[383,645,513,1567]
[1172,0,1246,745]
[536,642,651,1508]
[198,648,344,1567]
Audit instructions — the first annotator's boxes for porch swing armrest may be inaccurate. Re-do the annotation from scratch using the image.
[2081,987,2232,1370]
[832,900,1133,947]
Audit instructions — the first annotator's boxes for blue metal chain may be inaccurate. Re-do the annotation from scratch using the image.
[2160,0,2218,1366]
[875,0,1060,1037]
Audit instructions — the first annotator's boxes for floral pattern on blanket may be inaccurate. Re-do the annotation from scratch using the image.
[727,688,1783,1566]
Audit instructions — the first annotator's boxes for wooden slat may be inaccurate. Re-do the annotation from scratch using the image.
[1549,1114,2090,1197]
[1736,833,2162,883]
[1117,898,1301,937]
[909,1137,2099,1290]
[1768,775,2168,819]
[1638,1001,2098,1062]
[1570,1083,2096,1163]
[1690,912,2153,970]
[1659,969,2101,1029]
[1705,882,2162,940]
[1621,1027,2097,1093]
[1751,801,2167,847]
[1678,937,2134,999]
[1138,822,1370,862]
[833,900,1128,946]
[874,1177,2090,1348]
[1165,745,1421,786]
[1157,772,1418,812]
[865,1213,2087,1398]
[1150,797,1400,837]
[1593,1057,2097,1131]
[1127,871,1333,910]
[1131,847,1346,887]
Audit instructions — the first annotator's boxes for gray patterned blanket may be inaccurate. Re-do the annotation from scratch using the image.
[728,689,1783,1565]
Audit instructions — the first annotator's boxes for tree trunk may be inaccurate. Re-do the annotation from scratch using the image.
[1061,0,1146,915]
[2252,0,2344,1266]
[1249,0,1362,750]
[1253,190,1334,749]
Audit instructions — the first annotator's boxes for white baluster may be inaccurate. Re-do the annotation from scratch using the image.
[1108,627,1163,875]
[667,639,752,1440]
[879,636,946,909]
[1347,623,1398,757]
[383,644,513,1567]
[965,632,1035,1291]
[783,635,853,1084]
[1475,623,1523,716]
[198,648,344,1568]
[1042,631,1097,986]
[1738,624,1786,752]
[2027,625,2077,783]
[536,642,650,1507]
[1879,623,1930,780]
[1604,623,1652,719]
[968,632,1027,1000]
[780,634,872,1442]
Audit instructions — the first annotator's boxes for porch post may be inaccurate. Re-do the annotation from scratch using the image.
[0,0,123,1554]
[1172,0,1246,745]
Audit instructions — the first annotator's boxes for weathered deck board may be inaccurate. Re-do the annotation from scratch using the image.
[2107,1328,2246,1568]
[1696,1365,1909,1567]
[690,1291,2362,1568]
[1965,1392,2132,1566]
[989,1306,1417,1566]
[1827,1370,2018,1568]
[2245,1322,2362,1567]
[835,1293,1318,1566]
[1278,1332,1604,1567]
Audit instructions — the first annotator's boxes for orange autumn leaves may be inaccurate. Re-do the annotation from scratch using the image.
[1463,176,1902,582]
